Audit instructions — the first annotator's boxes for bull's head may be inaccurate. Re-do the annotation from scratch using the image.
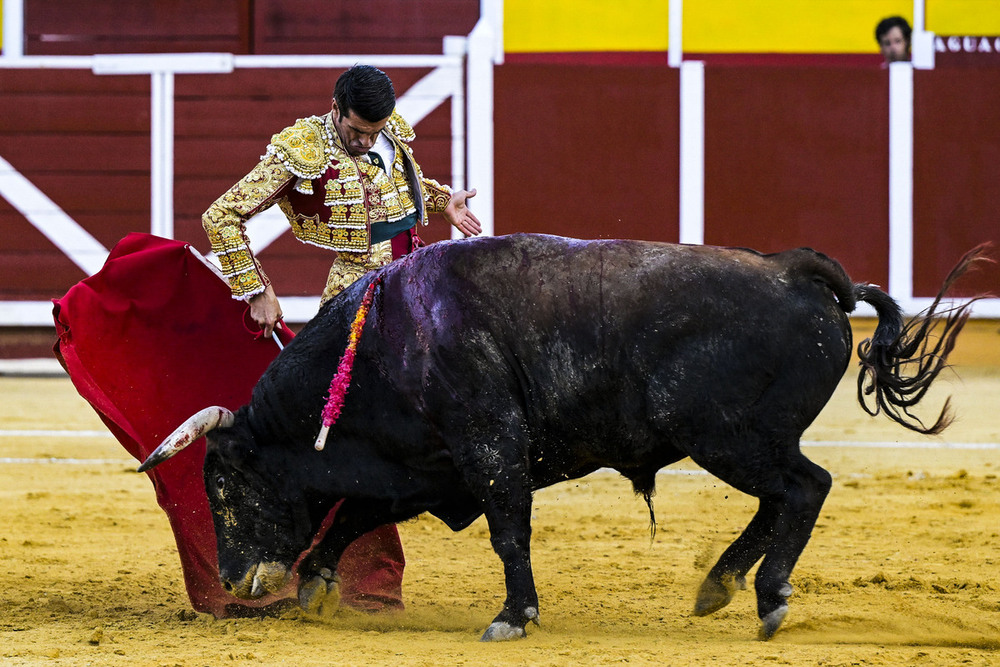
[139,407,316,599]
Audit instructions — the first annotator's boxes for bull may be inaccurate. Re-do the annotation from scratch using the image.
[139,234,986,641]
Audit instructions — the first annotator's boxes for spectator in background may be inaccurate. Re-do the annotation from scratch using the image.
[876,16,912,65]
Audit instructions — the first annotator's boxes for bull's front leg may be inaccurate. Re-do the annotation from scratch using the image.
[297,499,401,617]
[459,436,540,641]
[481,506,539,641]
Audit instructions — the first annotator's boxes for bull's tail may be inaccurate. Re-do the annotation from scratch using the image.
[853,244,993,434]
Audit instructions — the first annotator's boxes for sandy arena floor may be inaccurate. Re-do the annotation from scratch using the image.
[1,321,998,666]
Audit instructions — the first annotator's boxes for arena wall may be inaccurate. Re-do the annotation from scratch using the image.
[0,0,476,308]
[494,63,999,296]
[1,1,998,358]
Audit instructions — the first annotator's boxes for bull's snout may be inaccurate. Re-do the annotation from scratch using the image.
[221,562,291,599]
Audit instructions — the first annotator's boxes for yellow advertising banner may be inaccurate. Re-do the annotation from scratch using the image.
[505,0,1000,54]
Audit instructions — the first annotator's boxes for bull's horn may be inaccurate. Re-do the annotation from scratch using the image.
[137,406,235,472]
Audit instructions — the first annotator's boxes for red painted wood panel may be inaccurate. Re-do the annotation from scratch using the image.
[3,3,470,311]
[1,94,149,133]
[0,202,89,299]
[253,0,479,54]
[0,183,147,275]
[172,138,267,178]
[0,69,151,302]
[0,253,87,298]
[9,174,148,213]
[0,69,150,93]
[0,211,148,250]
[703,66,890,285]
[494,63,680,242]
[0,136,150,173]
[913,69,1000,298]
[22,0,476,56]
[25,0,248,55]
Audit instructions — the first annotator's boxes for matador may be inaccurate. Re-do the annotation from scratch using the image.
[199,65,481,613]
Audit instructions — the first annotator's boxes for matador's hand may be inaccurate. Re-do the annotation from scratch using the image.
[248,284,283,339]
[444,188,483,237]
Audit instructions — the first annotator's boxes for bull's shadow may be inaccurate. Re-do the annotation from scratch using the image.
[139,233,989,641]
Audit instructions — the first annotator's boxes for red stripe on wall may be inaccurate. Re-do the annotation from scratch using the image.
[504,52,673,66]
[687,53,883,68]
[506,52,884,68]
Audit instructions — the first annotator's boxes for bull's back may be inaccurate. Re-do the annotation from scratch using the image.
[381,235,854,464]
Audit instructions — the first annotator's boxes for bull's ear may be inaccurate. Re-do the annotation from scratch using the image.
[204,427,258,472]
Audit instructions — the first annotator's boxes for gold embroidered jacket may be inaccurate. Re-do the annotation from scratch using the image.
[203,111,454,299]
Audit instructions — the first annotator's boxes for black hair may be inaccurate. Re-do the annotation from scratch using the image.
[875,16,912,45]
[333,65,396,122]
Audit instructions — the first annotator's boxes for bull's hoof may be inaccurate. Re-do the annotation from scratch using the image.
[298,568,340,618]
[227,561,291,599]
[480,606,539,641]
[693,573,745,616]
[758,604,788,640]
[525,606,540,625]
[251,562,291,598]
[480,622,525,642]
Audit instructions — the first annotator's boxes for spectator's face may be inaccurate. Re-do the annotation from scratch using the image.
[879,27,910,63]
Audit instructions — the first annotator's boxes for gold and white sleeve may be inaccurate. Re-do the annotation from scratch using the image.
[202,154,294,299]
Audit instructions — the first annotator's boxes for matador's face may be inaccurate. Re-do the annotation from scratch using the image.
[330,100,390,157]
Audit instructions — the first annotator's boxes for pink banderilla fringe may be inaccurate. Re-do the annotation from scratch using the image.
[314,278,380,451]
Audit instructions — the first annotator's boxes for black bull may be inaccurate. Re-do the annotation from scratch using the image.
[140,234,986,641]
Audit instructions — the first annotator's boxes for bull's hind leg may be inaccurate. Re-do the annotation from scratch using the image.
[693,497,780,616]
[694,447,832,640]
[752,453,831,639]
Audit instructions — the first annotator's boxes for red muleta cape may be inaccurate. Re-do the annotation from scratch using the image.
[52,232,404,617]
